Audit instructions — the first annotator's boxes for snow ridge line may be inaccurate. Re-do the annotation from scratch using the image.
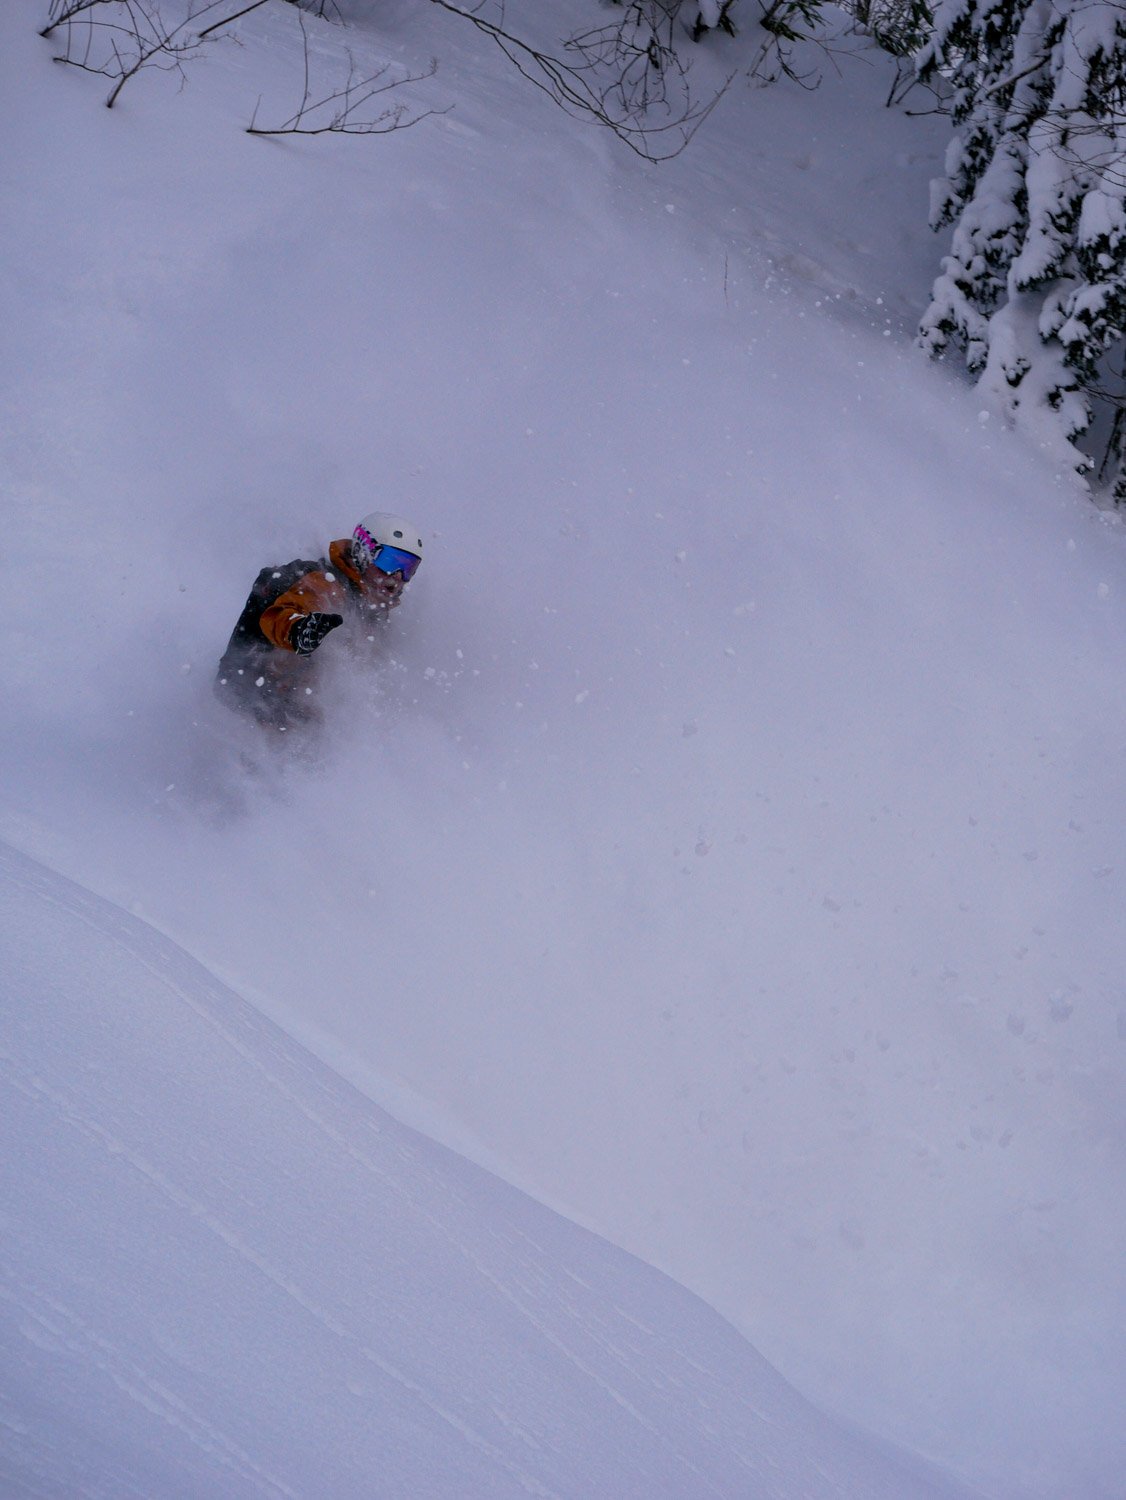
[0,845,568,1498]
[0,1043,562,1500]
[0,842,742,1495]
[495,1254,737,1491]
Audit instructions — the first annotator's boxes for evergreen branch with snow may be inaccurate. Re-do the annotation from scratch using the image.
[917,0,1126,495]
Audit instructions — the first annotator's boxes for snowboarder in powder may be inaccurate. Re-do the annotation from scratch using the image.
[215,511,423,732]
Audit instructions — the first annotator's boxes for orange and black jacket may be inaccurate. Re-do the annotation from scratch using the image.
[258,540,364,649]
[221,539,367,665]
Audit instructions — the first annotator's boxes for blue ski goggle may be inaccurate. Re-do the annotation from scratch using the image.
[369,544,421,580]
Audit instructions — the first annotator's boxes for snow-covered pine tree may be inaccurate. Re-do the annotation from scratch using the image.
[917,0,1126,494]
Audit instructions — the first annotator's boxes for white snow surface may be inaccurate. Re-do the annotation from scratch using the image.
[2,2,1126,1496]
[0,840,962,1497]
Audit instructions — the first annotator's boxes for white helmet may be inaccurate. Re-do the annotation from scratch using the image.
[352,511,423,580]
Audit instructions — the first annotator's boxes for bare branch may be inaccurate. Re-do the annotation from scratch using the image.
[41,0,104,39]
[247,9,445,135]
[745,0,827,83]
[48,0,209,106]
[196,0,272,42]
[429,0,732,161]
[43,0,398,118]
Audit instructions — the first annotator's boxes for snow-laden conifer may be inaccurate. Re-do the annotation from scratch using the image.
[918,0,1126,492]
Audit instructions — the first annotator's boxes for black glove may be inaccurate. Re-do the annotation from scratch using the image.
[290,612,343,656]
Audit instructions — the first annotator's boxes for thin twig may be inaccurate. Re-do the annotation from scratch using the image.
[196,0,271,42]
[429,0,732,161]
[247,9,445,135]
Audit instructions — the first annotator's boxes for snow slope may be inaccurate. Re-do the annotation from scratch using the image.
[2,2,1126,1495]
[0,840,964,1498]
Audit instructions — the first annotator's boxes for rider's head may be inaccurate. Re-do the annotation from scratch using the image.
[351,512,423,605]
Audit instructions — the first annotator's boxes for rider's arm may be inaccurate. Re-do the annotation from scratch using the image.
[259,570,349,650]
